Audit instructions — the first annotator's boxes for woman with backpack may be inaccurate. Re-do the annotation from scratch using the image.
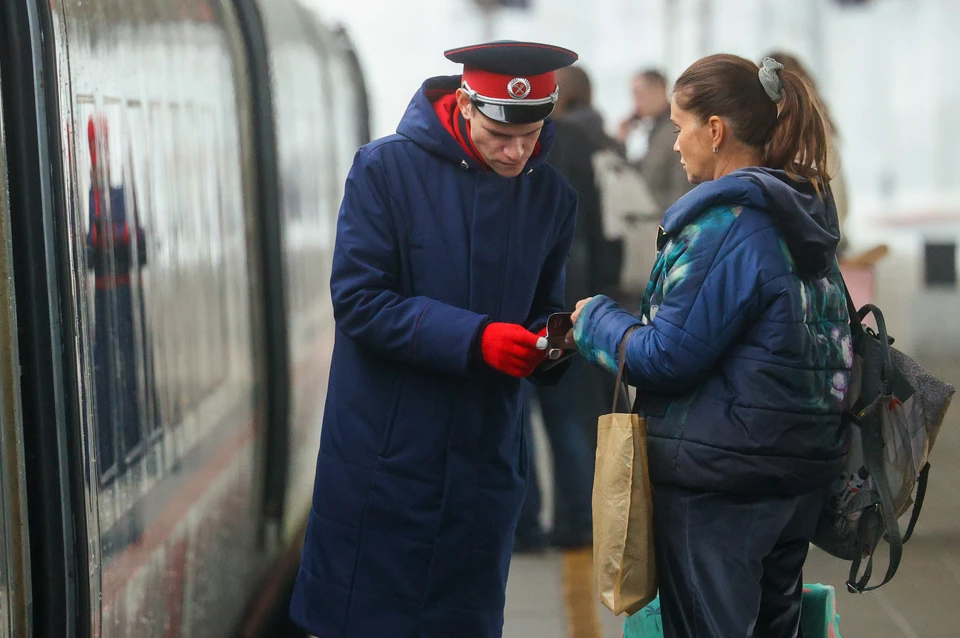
[570,54,853,637]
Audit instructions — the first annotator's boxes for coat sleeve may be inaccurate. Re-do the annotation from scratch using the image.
[525,192,578,385]
[330,149,488,376]
[574,210,763,393]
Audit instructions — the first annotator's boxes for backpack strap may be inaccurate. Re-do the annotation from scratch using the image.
[902,462,931,544]
[853,462,934,594]
[840,277,862,332]
[847,406,903,592]
[857,304,896,396]
[847,508,881,593]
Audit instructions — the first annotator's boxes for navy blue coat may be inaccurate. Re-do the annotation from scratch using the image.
[290,76,577,637]
[575,169,852,496]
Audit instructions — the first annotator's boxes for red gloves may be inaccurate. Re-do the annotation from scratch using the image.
[480,323,546,378]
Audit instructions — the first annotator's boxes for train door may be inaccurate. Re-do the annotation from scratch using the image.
[0,61,33,638]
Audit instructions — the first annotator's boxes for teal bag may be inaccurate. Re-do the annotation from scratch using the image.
[622,584,842,638]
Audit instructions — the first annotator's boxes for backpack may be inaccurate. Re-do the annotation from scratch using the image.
[590,149,661,288]
[812,282,955,592]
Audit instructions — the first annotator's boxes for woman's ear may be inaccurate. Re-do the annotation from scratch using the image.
[707,115,725,150]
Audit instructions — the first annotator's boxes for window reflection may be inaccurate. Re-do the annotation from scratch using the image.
[85,109,156,487]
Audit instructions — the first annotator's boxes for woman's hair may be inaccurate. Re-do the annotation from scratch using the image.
[555,65,593,114]
[672,53,831,190]
[764,50,838,136]
[635,69,667,89]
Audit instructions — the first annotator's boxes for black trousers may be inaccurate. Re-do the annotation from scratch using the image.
[652,484,825,638]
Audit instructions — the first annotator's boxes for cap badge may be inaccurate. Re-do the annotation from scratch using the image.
[507,77,532,100]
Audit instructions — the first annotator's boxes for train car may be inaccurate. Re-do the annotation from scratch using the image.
[0,0,368,635]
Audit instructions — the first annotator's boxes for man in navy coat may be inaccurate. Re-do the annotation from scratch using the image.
[290,41,580,637]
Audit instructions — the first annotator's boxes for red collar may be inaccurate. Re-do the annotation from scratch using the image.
[432,92,544,170]
[433,93,488,169]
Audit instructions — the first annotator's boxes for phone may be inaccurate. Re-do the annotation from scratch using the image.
[546,312,575,350]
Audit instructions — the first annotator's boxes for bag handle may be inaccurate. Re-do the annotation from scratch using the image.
[857,303,896,396]
[612,326,640,413]
[840,273,895,398]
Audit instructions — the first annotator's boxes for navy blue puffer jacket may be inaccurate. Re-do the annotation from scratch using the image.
[575,168,852,495]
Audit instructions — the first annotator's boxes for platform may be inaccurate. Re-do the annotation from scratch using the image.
[504,358,960,638]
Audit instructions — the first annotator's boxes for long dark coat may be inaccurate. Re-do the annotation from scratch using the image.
[290,76,577,637]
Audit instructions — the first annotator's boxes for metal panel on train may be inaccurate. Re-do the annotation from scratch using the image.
[47,0,262,634]
[10,0,372,633]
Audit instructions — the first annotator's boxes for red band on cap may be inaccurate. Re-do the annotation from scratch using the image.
[461,68,556,102]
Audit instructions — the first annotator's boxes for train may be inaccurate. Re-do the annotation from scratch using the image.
[0,0,368,635]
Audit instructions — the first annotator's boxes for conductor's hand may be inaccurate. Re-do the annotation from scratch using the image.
[481,323,546,378]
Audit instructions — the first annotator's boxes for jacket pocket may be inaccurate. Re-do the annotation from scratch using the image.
[378,375,457,474]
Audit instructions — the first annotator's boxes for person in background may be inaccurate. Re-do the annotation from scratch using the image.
[290,41,580,638]
[553,65,625,298]
[572,54,851,637]
[618,71,649,161]
[618,69,692,217]
[514,64,618,552]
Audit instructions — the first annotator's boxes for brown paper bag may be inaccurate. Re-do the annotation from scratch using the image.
[593,328,657,616]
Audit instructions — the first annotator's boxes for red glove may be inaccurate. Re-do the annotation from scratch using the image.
[481,323,545,378]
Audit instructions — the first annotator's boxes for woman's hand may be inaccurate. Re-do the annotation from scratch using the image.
[566,297,595,347]
[571,297,593,325]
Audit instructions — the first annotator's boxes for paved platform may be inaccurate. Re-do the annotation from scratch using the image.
[504,357,960,637]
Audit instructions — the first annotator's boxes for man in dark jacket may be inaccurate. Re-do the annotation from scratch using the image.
[290,41,579,638]
[514,65,618,551]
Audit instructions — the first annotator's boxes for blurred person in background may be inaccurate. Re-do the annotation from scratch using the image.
[618,69,692,216]
[618,70,649,161]
[572,54,851,637]
[514,64,618,553]
[290,41,580,638]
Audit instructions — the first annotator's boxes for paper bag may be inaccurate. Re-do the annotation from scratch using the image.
[593,327,657,615]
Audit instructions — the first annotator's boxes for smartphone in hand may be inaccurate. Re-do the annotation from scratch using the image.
[546,312,575,350]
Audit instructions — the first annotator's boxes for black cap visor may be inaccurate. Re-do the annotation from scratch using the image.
[472,98,555,125]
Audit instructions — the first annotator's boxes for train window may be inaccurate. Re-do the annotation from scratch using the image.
[126,102,162,448]
[91,93,258,637]
[47,0,266,632]
[67,83,260,632]
[165,103,191,457]
[75,99,154,541]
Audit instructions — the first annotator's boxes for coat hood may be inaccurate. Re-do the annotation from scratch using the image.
[663,167,841,278]
[396,75,556,172]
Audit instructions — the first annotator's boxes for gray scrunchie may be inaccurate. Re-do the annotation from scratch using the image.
[758,57,784,104]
